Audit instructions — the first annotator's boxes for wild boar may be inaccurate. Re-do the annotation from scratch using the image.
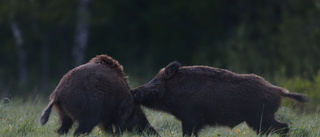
[131,61,310,136]
[40,55,158,136]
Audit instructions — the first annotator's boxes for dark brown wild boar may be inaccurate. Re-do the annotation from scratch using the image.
[40,55,158,136]
[131,61,310,137]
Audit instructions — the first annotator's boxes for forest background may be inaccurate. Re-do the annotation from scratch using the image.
[0,0,320,111]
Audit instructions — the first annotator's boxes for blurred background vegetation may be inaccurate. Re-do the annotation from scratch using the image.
[0,0,319,111]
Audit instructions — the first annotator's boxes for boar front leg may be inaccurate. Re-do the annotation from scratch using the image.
[181,120,202,137]
[180,113,204,137]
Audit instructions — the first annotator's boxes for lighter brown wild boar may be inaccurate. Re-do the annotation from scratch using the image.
[131,61,310,137]
[40,55,158,136]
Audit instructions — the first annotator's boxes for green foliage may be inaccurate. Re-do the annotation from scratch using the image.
[0,0,320,107]
[1,99,320,137]
[278,72,320,112]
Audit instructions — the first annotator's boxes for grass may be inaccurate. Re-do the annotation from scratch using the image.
[0,98,319,137]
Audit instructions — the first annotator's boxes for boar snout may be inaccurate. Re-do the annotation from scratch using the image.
[131,87,160,105]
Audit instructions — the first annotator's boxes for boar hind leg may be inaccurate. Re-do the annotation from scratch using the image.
[55,106,74,135]
[57,114,73,135]
[246,115,289,136]
[74,118,100,136]
[261,118,289,136]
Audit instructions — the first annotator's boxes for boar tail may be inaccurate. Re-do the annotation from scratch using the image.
[281,89,310,103]
[40,100,55,125]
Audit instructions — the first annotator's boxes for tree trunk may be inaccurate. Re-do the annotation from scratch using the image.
[73,0,91,66]
[10,19,27,84]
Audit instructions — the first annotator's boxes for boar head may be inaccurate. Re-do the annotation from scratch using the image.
[131,61,181,110]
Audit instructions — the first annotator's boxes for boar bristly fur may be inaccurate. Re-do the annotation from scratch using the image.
[41,55,158,136]
[131,61,310,137]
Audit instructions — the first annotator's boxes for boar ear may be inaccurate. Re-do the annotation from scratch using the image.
[163,61,181,79]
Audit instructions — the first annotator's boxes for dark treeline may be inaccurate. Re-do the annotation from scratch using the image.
[0,0,319,97]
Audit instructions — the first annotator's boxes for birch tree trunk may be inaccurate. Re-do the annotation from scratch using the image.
[10,16,27,84]
[73,0,91,66]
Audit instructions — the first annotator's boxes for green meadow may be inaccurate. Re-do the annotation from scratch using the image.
[1,74,320,137]
[0,98,319,137]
